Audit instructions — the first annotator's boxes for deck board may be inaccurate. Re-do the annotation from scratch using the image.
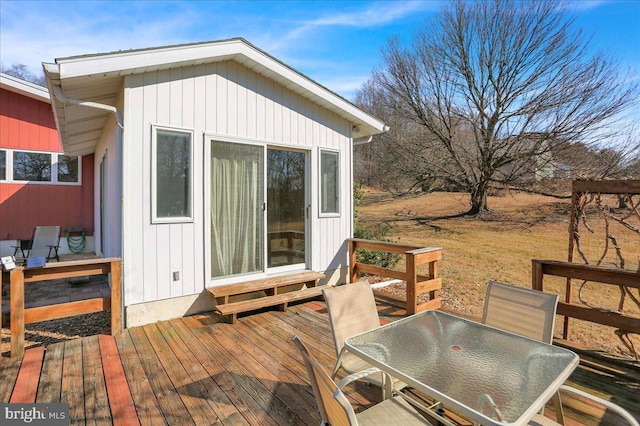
[98,334,138,426]
[36,342,64,403]
[115,330,166,425]
[9,345,44,403]
[61,339,85,425]
[0,353,21,401]
[1,301,638,425]
[82,336,111,425]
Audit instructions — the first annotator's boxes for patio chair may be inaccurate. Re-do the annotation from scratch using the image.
[291,335,433,426]
[322,281,405,399]
[13,226,61,263]
[482,280,559,343]
[483,281,639,426]
[527,385,639,426]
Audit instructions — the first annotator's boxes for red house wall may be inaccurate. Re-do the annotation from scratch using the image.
[0,87,95,240]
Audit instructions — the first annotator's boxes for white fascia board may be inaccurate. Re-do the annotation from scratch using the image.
[0,72,50,103]
[54,39,387,137]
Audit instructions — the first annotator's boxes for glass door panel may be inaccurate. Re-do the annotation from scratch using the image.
[267,149,306,268]
[210,141,264,278]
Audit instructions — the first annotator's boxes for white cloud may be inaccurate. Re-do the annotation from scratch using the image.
[303,0,439,28]
[0,1,200,76]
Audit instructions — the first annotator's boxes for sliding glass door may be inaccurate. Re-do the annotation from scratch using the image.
[267,149,306,269]
[210,141,307,279]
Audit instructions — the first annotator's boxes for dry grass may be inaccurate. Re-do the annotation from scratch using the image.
[358,188,640,358]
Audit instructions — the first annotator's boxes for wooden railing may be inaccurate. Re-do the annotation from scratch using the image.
[349,238,442,314]
[267,230,305,265]
[532,259,640,339]
[2,258,123,357]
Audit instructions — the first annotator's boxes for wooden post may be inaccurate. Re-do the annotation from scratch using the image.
[429,258,438,301]
[110,259,123,335]
[531,259,544,291]
[406,251,417,315]
[10,267,25,358]
[349,239,358,283]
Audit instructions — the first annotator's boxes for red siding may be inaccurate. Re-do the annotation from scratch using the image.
[0,87,95,240]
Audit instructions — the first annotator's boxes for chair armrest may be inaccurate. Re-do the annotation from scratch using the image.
[559,385,639,426]
[336,367,389,389]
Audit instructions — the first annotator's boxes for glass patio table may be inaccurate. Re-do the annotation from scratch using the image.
[345,310,579,426]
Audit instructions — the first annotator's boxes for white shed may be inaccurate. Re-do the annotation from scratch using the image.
[43,38,387,327]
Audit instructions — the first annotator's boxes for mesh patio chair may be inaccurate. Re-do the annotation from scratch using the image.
[322,281,405,399]
[483,281,638,426]
[13,226,61,263]
[291,335,433,426]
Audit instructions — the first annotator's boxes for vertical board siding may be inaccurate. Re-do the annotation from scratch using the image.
[123,61,352,306]
[123,73,147,306]
[0,88,95,241]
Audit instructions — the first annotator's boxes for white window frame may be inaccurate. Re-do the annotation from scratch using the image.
[0,148,82,185]
[151,125,194,224]
[319,148,341,217]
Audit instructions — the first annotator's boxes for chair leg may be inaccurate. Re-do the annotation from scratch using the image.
[551,391,565,425]
[331,348,347,379]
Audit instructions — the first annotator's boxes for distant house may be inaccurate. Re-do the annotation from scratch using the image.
[0,73,94,256]
[43,38,387,327]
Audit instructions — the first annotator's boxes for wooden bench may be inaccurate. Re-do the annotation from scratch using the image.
[207,271,325,323]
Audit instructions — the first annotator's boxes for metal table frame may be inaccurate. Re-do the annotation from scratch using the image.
[345,310,579,426]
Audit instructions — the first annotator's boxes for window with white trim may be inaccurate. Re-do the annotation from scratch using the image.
[152,126,193,223]
[0,149,81,184]
[320,149,340,215]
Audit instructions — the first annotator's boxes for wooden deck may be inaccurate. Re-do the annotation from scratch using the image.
[1,301,639,425]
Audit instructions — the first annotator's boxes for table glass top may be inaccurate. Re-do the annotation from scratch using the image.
[346,310,578,424]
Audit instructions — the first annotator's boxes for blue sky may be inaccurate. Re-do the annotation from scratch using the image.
[1,0,639,101]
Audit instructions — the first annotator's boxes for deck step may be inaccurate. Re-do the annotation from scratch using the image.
[216,286,325,315]
[215,286,326,323]
[207,271,324,300]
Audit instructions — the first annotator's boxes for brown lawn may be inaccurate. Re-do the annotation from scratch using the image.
[358,188,640,358]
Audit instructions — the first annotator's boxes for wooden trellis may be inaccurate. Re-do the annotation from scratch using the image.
[567,180,640,357]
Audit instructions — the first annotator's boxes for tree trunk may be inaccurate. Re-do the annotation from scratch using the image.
[469,186,489,216]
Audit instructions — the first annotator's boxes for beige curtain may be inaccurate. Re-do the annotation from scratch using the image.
[210,141,264,277]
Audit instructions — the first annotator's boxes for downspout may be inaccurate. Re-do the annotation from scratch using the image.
[51,85,125,326]
[52,86,124,129]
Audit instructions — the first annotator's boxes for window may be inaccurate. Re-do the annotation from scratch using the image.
[0,150,6,181]
[320,149,340,215]
[13,151,51,181]
[0,149,81,184]
[152,126,193,222]
[57,155,79,183]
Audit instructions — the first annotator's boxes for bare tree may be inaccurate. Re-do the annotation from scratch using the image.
[373,0,639,214]
[1,64,46,86]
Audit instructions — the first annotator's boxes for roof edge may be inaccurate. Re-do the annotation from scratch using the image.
[50,39,386,138]
[0,72,50,103]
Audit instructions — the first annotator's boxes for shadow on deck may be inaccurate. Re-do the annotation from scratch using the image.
[1,301,638,425]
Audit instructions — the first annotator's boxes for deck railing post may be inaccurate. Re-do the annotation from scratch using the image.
[429,258,438,301]
[10,267,25,358]
[349,239,358,283]
[406,251,417,315]
[110,259,123,335]
[531,260,543,291]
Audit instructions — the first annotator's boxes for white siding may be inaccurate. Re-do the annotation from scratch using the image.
[123,61,353,306]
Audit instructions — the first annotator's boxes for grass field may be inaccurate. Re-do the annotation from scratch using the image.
[358,188,640,358]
